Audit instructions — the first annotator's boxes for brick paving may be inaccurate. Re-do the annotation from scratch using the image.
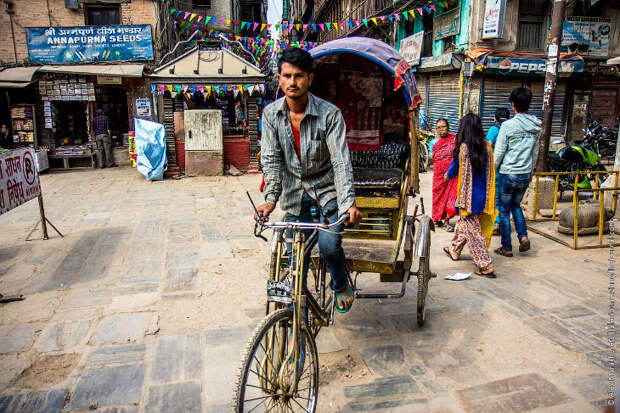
[0,166,615,412]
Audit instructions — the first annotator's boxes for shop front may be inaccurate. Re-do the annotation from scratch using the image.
[0,67,48,171]
[414,53,463,134]
[36,64,145,169]
[470,52,585,139]
[150,44,267,176]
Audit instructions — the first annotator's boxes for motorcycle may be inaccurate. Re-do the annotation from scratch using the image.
[581,120,617,160]
[547,138,608,198]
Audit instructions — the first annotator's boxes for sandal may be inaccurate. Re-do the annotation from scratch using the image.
[476,267,496,278]
[494,247,513,257]
[443,246,459,261]
[519,237,531,252]
[334,285,354,314]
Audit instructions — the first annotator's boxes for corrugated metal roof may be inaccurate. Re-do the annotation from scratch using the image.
[150,47,266,82]
[38,64,144,77]
[0,66,39,83]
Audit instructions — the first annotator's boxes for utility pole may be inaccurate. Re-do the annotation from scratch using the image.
[535,0,565,172]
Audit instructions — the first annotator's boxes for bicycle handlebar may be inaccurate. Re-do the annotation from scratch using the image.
[262,213,349,230]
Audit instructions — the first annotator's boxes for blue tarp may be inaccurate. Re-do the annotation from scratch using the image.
[135,119,167,181]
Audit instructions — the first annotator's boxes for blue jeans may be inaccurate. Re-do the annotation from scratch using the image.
[285,194,348,292]
[498,173,530,251]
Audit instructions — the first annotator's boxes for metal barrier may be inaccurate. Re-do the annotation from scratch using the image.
[528,170,620,249]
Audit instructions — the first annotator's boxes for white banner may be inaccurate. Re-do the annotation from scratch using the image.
[400,31,424,65]
[482,0,507,39]
[0,148,41,215]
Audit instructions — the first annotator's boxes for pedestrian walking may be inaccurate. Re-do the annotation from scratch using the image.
[486,108,511,234]
[431,118,458,230]
[93,108,116,168]
[443,114,497,278]
[494,87,541,257]
[0,124,12,149]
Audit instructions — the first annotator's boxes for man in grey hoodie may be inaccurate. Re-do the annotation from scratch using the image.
[493,87,542,257]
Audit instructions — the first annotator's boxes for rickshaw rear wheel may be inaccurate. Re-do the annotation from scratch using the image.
[416,216,432,327]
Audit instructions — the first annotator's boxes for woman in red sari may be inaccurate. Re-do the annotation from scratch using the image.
[432,119,458,229]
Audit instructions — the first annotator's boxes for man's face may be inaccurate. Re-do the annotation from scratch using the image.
[278,62,313,100]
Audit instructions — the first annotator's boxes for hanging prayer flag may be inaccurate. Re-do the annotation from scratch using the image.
[275,24,280,30]
[388,14,393,22]
[295,24,301,31]
[355,19,360,26]
[189,85,196,93]
[159,84,165,93]
[175,85,182,93]
[303,24,308,31]
[176,10,183,17]
[241,22,246,29]
[190,13,196,21]
[197,85,204,93]
[326,22,331,31]
[170,8,176,14]
[424,6,430,13]
[183,12,190,19]
[395,13,400,21]
[223,86,228,94]
[261,24,266,31]
[253,22,259,30]
[238,85,243,95]
[371,17,378,25]
[430,5,436,12]
[339,21,344,29]
[417,8,423,15]
[319,23,325,31]
[197,15,203,22]
[166,85,173,93]
[363,19,368,27]
[403,11,408,20]
[282,23,287,30]
[312,23,316,31]
[205,16,211,23]
[347,20,353,28]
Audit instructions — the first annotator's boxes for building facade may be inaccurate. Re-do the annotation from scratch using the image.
[288,0,620,142]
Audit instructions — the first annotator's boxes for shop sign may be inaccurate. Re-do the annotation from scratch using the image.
[0,148,41,216]
[433,7,460,40]
[561,17,611,57]
[136,98,152,117]
[482,0,507,39]
[97,76,122,85]
[484,56,584,76]
[399,32,424,65]
[25,25,154,64]
[418,53,458,72]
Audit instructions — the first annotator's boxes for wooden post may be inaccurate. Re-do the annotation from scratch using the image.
[37,194,49,240]
[535,0,565,172]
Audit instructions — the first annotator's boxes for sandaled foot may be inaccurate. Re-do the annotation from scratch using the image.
[335,285,354,314]
[443,246,459,261]
[476,267,496,278]
[519,237,530,252]
[494,247,513,257]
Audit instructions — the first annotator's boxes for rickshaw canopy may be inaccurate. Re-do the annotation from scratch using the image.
[309,37,422,109]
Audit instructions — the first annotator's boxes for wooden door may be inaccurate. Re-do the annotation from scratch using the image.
[184,110,223,151]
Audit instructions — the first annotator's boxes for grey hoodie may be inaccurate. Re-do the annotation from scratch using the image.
[494,113,542,174]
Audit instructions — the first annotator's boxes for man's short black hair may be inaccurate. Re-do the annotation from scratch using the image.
[278,47,313,74]
[494,108,510,123]
[510,87,533,113]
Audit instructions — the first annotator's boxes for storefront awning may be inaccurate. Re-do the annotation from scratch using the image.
[149,47,266,84]
[0,66,39,88]
[38,64,144,77]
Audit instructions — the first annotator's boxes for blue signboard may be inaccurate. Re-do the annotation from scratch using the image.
[25,25,153,64]
[484,56,584,77]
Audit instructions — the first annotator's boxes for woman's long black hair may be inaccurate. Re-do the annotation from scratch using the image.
[453,113,487,174]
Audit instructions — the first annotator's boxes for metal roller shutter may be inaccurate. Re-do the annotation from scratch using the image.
[529,80,567,137]
[480,77,567,137]
[426,72,461,134]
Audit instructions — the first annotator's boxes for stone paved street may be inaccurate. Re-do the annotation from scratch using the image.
[0,166,615,412]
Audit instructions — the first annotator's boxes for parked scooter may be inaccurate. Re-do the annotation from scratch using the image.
[547,138,607,198]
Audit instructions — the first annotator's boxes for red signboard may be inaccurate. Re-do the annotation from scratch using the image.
[0,148,41,215]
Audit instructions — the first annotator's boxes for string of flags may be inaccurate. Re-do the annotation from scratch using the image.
[170,0,449,36]
[150,83,266,99]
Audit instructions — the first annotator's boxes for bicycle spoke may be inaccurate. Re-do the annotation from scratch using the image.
[289,396,311,413]
[246,394,271,413]
[249,368,278,390]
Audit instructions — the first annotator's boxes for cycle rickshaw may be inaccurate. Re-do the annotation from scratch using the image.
[234,37,434,412]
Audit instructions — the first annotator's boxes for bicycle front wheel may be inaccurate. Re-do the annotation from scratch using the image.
[232,309,319,412]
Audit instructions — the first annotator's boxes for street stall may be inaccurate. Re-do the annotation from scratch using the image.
[150,43,267,175]
[0,67,49,171]
[36,65,145,169]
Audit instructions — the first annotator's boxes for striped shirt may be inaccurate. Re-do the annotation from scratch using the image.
[261,93,355,217]
[93,115,110,136]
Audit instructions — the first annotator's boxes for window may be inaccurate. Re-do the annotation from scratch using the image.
[517,0,548,51]
[85,6,120,25]
[422,11,433,57]
[443,36,455,53]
